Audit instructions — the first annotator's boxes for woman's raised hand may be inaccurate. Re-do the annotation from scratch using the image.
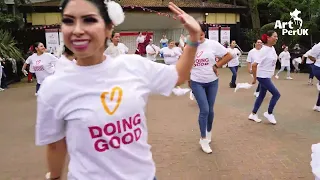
[168,2,201,42]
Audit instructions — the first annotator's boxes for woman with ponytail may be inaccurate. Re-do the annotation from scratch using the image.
[248,30,281,124]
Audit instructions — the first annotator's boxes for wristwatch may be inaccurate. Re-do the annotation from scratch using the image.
[45,172,60,180]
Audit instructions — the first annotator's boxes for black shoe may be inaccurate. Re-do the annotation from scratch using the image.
[229,82,236,88]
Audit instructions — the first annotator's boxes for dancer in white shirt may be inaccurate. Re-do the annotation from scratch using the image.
[275,46,293,80]
[247,39,263,97]
[145,39,160,61]
[227,40,241,88]
[303,48,316,85]
[160,39,182,65]
[248,30,281,124]
[190,24,232,153]
[307,42,320,112]
[104,32,128,58]
[36,1,202,179]
[22,42,58,96]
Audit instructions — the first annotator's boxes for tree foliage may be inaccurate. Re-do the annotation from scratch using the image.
[0,30,23,60]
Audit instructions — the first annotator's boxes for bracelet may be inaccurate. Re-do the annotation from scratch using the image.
[185,39,199,48]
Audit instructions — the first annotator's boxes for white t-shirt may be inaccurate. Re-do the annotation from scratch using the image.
[160,47,181,65]
[227,47,241,67]
[309,42,320,67]
[174,47,183,54]
[304,50,314,64]
[279,51,291,66]
[35,54,178,180]
[25,53,58,84]
[246,48,260,70]
[146,44,160,61]
[55,55,76,73]
[136,36,145,45]
[104,43,129,58]
[254,45,278,78]
[191,39,228,83]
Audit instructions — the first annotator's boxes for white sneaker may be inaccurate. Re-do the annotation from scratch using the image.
[253,92,259,98]
[275,75,279,79]
[286,77,293,80]
[317,83,320,91]
[313,105,320,112]
[248,113,262,123]
[199,139,212,154]
[263,112,277,124]
[206,131,212,143]
[189,91,194,100]
[0,88,4,91]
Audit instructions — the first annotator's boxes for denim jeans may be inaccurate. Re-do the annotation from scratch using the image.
[307,64,315,79]
[255,83,261,93]
[252,78,281,114]
[312,65,320,106]
[229,66,238,85]
[36,83,41,93]
[190,79,219,138]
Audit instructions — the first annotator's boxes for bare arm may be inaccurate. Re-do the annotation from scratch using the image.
[252,62,258,83]
[46,138,67,179]
[22,63,27,71]
[308,56,316,62]
[247,62,252,73]
[215,52,233,68]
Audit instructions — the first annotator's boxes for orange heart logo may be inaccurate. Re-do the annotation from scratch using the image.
[100,87,123,115]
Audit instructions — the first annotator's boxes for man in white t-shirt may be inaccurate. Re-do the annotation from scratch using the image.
[145,39,160,61]
[246,39,262,97]
[227,40,241,88]
[104,32,129,58]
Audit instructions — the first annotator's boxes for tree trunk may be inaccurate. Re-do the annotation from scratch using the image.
[248,0,260,29]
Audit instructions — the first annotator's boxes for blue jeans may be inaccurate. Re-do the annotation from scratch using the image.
[256,83,261,93]
[190,79,219,138]
[36,83,41,93]
[252,78,281,114]
[307,64,315,79]
[312,65,320,106]
[229,66,238,85]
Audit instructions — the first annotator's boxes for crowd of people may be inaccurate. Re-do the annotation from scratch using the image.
[3,0,319,179]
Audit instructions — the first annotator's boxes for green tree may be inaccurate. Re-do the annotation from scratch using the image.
[0,30,23,60]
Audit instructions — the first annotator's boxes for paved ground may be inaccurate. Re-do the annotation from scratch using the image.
[0,68,319,180]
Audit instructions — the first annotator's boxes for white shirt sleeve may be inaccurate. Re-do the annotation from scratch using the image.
[309,43,320,58]
[246,50,252,63]
[25,56,32,64]
[213,41,228,58]
[146,61,178,96]
[35,95,65,146]
[254,48,266,64]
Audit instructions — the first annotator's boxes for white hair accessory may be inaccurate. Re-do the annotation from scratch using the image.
[104,0,125,26]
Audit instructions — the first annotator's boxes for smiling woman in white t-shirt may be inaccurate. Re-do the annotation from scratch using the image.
[36,1,202,180]
[22,42,58,96]
[190,24,232,154]
[160,39,182,65]
[307,42,320,112]
[249,30,281,124]
[104,32,129,58]
[227,40,241,88]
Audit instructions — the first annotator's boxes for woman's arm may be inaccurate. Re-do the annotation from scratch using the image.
[215,53,233,68]
[251,62,258,84]
[46,138,67,179]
